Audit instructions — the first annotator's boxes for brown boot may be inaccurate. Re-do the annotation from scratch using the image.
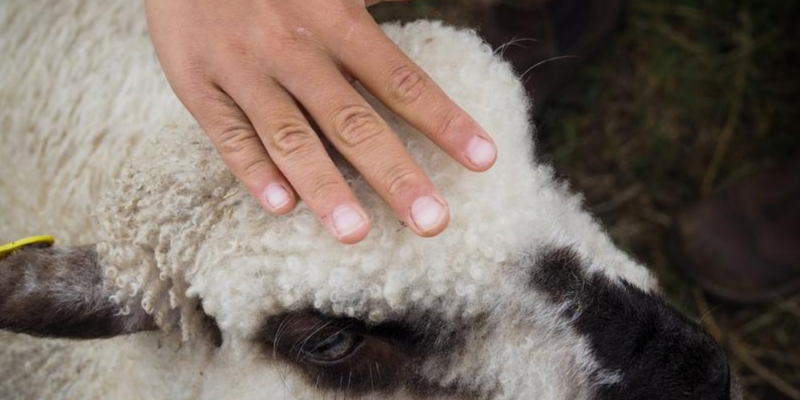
[478,0,622,109]
[677,157,800,303]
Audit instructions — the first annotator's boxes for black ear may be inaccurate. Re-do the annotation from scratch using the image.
[0,244,156,339]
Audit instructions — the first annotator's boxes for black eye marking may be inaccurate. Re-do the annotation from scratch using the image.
[255,310,486,399]
[257,312,417,395]
[529,247,735,400]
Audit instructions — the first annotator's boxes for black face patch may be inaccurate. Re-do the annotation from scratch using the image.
[0,245,156,339]
[530,247,734,400]
[254,310,485,399]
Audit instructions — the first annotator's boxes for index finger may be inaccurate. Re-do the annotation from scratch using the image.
[327,14,498,172]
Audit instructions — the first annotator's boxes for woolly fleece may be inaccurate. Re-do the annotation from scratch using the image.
[1,0,658,399]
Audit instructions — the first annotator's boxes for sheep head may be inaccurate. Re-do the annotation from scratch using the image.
[0,21,740,400]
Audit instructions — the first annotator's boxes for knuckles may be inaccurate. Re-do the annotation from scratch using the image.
[238,157,274,180]
[382,165,421,199]
[331,105,384,148]
[308,173,344,200]
[200,18,324,75]
[386,65,427,105]
[270,118,317,157]
[214,124,259,156]
[432,105,465,140]
[214,124,274,181]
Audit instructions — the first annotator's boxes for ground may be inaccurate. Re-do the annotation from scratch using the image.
[371,1,800,399]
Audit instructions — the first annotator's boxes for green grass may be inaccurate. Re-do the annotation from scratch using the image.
[372,1,800,398]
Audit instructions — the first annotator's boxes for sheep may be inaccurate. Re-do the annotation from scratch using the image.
[0,0,740,399]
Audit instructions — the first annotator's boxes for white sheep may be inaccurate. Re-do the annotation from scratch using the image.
[0,1,739,399]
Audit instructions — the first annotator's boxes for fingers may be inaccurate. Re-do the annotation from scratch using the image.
[224,76,370,244]
[278,55,450,237]
[148,0,479,243]
[179,84,298,215]
[328,13,498,172]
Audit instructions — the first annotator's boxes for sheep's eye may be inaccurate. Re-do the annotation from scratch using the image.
[258,311,416,394]
[302,331,362,363]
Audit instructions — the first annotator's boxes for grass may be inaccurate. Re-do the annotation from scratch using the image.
[372,0,800,398]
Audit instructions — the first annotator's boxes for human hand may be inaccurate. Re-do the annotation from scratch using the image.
[145,0,497,244]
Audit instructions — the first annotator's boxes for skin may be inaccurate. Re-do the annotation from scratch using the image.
[145,0,497,244]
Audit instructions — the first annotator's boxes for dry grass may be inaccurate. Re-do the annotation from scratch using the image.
[372,1,800,398]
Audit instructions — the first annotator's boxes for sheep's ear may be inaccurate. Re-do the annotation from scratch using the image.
[0,244,156,339]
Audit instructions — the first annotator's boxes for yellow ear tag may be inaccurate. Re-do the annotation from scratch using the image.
[0,236,55,259]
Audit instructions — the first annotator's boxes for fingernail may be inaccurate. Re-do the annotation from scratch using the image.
[332,205,367,239]
[465,136,496,169]
[264,184,291,211]
[410,196,448,235]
